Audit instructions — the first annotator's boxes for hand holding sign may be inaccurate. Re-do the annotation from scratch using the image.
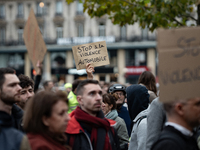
[72,41,110,70]
[86,63,95,79]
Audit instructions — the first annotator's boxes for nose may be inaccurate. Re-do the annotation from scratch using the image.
[17,84,22,91]
[65,112,71,123]
[96,93,102,100]
[101,102,105,107]
[27,91,33,99]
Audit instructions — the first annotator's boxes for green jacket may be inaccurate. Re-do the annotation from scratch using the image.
[67,91,78,113]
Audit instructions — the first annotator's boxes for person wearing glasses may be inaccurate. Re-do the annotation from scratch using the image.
[108,84,132,136]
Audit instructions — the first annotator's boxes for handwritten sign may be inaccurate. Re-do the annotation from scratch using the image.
[157,27,200,103]
[72,41,110,70]
[23,8,47,72]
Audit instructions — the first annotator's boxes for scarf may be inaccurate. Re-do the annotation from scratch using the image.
[105,109,118,120]
[74,107,112,150]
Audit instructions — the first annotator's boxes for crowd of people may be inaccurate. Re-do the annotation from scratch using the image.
[0,62,200,150]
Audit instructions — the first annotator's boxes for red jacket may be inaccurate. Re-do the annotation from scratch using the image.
[65,110,120,150]
[66,110,116,134]
[27,133,69,150]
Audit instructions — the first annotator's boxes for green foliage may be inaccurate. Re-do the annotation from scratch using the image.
[66,0,199,31]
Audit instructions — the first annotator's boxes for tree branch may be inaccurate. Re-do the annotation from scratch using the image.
[181,14,198,21]
[166,14,184,26]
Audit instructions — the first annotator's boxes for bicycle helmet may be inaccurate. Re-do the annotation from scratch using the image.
[108,84,126,95]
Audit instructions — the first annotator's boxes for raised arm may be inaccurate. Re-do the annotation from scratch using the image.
[34,60,42,93]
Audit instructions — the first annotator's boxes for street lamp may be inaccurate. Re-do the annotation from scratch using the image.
[39,2,44,8]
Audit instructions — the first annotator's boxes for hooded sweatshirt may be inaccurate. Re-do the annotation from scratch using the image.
[126,84,150,150]
[126,84,149,121]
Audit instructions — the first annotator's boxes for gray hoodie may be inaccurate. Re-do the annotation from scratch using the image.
[128,106,149,150]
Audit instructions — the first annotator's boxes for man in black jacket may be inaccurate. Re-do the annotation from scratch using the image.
[151,97,200,150]
[66,79,120,150]
[0,68,31,149]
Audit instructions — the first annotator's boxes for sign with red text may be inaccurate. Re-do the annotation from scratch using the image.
[72,41,110,70]
[157,27,200,103]
[23,8,47,72]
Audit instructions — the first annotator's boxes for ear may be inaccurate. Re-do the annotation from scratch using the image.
[42,116,50,127]
[77,95,82,105]
[174,103,184,116]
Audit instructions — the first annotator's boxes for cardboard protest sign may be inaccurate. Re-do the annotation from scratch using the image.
[157,26,200,103]
[72,41,110,70]
[23,8,47,72]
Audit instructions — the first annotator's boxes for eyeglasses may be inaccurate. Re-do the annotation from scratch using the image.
[115,92,124,96]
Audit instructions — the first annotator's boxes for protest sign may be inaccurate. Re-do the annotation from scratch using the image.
[157,27,200,103]
[23,8,47,72]
[72,41,110,70]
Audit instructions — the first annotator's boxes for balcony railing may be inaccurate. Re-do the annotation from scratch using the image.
[0,35,156,47]
[16,14,24,18]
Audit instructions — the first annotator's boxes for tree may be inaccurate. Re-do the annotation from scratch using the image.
[66,0,199,31]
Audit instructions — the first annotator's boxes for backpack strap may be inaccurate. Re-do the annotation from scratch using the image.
[108,127,121,150]
[135,115,147,127]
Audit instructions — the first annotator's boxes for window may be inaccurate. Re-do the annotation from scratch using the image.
[51,52,66,68]
[99,23,105,37]
[36,2,45,16]
[76,1,83,15]
[77,23,84,37]
[108,50,117,67]
[142,27,148,41]
[126,49,147,66]
[56,1,62,15]
[18,27,23,44]
[0,4,5,19]
[17,3,23,18]
[56,26,63,38]
[0,28,5,44]
[120,26,126,41]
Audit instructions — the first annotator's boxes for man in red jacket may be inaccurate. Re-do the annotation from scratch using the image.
[65,79,120,150]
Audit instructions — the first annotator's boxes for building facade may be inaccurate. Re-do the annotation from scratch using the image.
[0,0,157,84]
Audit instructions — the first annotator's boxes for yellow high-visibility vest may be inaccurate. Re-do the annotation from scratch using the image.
[67,91,78,113]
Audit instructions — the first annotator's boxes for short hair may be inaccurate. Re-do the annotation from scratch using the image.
[0,68,15,90]
[23,91,68,134]
[138,71,157,96]
[18,74,34,89]
[102,93,117,110]
[163,99,188,116]
[76,79,99,95]
[72,79,82,92]
[43,80,52,88]
[163,102,174,114]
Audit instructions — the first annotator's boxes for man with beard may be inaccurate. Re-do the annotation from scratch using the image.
[65,79,120,150]
[108,84,132,136]
[0,68,31,149]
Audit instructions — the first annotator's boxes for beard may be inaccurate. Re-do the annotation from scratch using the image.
[1,90,20,106]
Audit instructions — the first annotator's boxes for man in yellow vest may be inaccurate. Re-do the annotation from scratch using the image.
[67,79,82,113]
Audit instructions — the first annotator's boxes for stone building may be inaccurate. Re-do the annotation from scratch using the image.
[0,0,157,84]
